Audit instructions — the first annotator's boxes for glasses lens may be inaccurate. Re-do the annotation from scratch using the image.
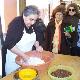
[72,9,75,12]
[69,9,75,12]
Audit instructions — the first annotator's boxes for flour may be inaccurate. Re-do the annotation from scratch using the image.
[27,57,45,66]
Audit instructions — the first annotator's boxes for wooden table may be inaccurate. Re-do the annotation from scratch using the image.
[1,54,80,80]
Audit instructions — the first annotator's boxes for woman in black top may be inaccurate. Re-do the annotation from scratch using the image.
[2,5,46,77]
[64,3,80,56]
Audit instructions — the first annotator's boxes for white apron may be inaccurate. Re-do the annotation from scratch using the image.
[5,29,36,74]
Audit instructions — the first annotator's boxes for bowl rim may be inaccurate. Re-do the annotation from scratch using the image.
[15,50,54,67]
[48,65,75,79]
[14,68,38,80]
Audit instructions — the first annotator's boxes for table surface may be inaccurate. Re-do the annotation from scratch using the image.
[1,54,80,80]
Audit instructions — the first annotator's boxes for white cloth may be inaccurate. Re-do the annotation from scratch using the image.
[5,29,36,74]
[52,27,59,53]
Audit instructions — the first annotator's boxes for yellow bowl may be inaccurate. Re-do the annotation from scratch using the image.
[19,68,37,80]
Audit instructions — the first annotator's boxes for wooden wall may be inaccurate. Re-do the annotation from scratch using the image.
[19,0,26,16]
[4,0,17,32]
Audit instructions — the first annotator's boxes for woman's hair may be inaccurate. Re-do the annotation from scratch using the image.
[22,5,40,17]
[51,5,65,19]
[66,3,79,16]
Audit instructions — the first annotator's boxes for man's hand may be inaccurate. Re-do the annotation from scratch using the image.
[36,46,43,52]
[34,41,43,52]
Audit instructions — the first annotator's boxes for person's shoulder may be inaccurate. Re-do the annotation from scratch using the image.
[64,15,70,18]
[36,18,43,23]
[34,18,46,31]
[8,16,23,29]
[12,16,23,22]
[36,18,45,26]
[47,19,55,27]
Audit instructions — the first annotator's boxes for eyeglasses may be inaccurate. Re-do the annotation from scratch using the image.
[69,9,75,12]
